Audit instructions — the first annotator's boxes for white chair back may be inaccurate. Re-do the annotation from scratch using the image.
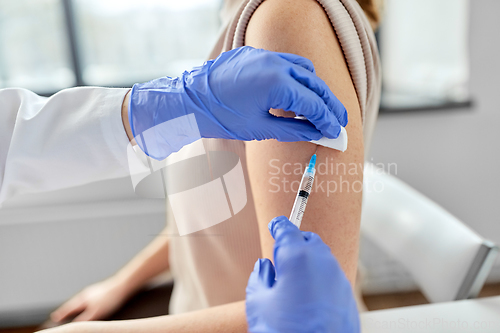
[361,163,498,303]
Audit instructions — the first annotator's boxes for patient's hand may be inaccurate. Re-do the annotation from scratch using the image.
[50,277,132,323]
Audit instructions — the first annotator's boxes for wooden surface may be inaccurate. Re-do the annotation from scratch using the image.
[363,282,500,311]
[0,328,38,333]
[363,290,429,311]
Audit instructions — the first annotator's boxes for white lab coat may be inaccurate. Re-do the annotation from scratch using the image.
[0,87,131,207]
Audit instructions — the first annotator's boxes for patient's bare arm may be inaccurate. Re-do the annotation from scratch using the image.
[245,0,364,284]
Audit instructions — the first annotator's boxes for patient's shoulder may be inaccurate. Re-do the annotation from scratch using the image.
[245,0,337,54]
[245,0,362,124]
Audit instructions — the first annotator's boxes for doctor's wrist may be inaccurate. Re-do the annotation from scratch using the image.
[121,90,135,144]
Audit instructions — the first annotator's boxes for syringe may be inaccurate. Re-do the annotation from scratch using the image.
[289,153,317,228]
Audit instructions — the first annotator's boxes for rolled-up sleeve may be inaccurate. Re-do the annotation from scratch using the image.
[0,87,131,206]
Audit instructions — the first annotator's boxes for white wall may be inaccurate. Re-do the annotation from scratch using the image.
[361,0,500,294]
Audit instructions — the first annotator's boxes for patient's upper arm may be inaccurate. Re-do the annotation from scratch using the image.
[244,0,364,284]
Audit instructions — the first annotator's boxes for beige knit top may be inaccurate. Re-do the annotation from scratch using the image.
[166,0,381,314]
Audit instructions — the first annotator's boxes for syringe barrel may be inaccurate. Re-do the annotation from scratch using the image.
[289,169,315,228]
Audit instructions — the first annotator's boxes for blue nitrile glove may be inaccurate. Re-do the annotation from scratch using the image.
[246,216,360,333]
[129,46,347,160]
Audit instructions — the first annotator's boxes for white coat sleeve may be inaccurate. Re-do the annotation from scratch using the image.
[0,87,132,207]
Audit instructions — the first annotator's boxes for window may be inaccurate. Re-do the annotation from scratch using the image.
[0,0,75,93]
[379,0,471,111]
[72,0,222,86]
[0,0,222,94]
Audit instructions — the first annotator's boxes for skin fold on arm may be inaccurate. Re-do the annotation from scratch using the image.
[245,0,364,285]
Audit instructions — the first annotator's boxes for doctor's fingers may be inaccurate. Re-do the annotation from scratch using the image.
[289,65,348,128]
[269,79,343,139]
[268,216,304,245]
[274,52,316,73]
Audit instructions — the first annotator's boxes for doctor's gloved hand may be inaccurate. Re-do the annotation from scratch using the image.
[129,46,347,160]
[245,216,360,333]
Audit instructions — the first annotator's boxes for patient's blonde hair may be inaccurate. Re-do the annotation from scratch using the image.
[356,0,384,30]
